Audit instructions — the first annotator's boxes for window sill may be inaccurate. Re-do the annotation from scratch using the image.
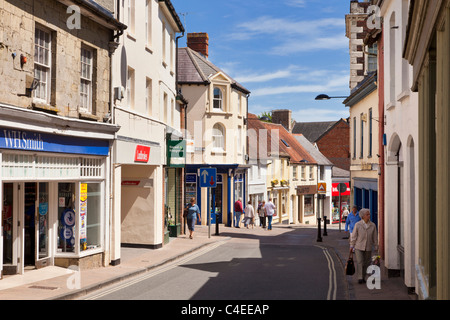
[386,101,396,110]
[126,32,137,42]
[208,109,232,116]
[145,46,153,54]
[211,149,226,155]
[397,90,410,102]
[32,102,59,115]
[79,112,100,122]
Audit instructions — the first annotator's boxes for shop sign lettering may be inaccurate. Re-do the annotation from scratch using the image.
[0,127,110,156]
[135,145,150,162]
[2,129,44,151]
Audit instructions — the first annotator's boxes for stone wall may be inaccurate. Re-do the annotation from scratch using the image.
[0,0,113,121]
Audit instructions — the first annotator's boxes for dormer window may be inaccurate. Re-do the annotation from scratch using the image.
[213,87,223,110]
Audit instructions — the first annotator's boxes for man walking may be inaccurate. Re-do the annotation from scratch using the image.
[264,198,276,230]
[344,205,361,239]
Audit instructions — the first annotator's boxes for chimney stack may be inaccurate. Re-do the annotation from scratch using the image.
[187,33,209,58]
[272,109,292,132]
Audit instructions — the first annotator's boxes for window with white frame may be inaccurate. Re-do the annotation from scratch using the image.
[80,47,93,113]
[170,33,174,72]
[237,126,242,154]
[128,0,135,34]
[146,77,152,115]
[163,92,168,123]
[293,165,297,180]
[212,123,225,151]
[145,0,152,46]
[237,94,241,115]
[213,87,223,110]
[162,22,166,64]
[34,27,51,102]
[309,166,313,180]
[127,67,135,109]
[367,43,377,73]
[171,98,175,126]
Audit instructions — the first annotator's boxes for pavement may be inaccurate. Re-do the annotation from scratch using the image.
[0,222,418,300]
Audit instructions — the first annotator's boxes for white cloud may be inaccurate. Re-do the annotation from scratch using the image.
[270,34,348,55]
[250,74,349,96]
[234,65,302,83]
[285,0,307,8]
[233,16,343,38]
[291,107,349,122]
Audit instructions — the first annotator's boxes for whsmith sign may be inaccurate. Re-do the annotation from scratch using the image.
[0,128,109,156]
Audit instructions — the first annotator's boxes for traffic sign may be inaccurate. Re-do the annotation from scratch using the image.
[318,182,326,194]
[338,182,347,193]
[199,167,217,188]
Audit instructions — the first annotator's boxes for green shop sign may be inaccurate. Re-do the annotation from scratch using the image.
[167,139,186,167]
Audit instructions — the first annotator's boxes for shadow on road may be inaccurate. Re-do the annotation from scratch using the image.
[178,225,347,300]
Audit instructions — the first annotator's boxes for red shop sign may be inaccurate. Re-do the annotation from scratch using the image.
[332,182,350,196]
[135,145,150,163]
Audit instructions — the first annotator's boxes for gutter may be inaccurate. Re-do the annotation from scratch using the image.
[343,72,378,107]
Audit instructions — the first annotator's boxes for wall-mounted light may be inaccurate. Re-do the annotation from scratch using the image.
[20,54,27,65]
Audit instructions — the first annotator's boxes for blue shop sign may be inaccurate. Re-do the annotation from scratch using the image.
[0,128,109,156]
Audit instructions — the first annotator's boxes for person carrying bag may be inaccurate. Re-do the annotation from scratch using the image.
[345,248,355,276]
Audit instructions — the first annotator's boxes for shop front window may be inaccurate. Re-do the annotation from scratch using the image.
[58,183,76,253]
[304,195,314,216]
[81,183,101,251]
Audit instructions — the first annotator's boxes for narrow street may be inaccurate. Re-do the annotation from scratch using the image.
[81,226,347,300]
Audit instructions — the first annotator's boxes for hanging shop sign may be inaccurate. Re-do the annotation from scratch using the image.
[0,127,109,156]
[167,139,186,168]
[296,185,318,195]
[318,183,326,194]
[134,145,151,163]
[332,182,350,196]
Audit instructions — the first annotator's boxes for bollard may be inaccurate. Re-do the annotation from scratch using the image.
[316,217,322,242]
[323,215,328,236]
[215,213,220,235]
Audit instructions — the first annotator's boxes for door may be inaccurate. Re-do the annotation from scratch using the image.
[36,182,50,268]
[2,183,14,275]
[213,184,223,224]
[23,182,50,269]
[24,182,36,267]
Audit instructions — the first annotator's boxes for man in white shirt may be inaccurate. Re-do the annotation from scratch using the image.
[264,198,276,230]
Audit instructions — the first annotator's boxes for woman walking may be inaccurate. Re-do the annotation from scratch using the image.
[350,208,378,284]
[185,197,200,239]
[244,201,255,229]
[259,200,266,229]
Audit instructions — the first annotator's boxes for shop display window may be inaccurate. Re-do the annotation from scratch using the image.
[58,183,76,253]
[83,183,101,250]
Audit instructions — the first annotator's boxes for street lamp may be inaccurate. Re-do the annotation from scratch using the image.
[315,94,348,100]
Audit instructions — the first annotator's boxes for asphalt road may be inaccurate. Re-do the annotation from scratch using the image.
[82,227,347,300]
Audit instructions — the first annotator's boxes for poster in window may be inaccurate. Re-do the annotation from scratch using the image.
[80,183,87,249]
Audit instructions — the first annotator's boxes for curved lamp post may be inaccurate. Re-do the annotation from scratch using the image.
[315,94,348,100]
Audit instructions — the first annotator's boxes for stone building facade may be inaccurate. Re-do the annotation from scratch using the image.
[0,0,125,277]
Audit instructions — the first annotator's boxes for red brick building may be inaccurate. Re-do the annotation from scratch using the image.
[291,119,350,171]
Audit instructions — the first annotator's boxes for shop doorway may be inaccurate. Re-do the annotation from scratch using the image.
[23,182,50,270]
[211,184,223,224]
[2,183,14,270]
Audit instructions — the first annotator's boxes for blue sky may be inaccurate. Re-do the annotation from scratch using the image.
[171,0,351,123]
